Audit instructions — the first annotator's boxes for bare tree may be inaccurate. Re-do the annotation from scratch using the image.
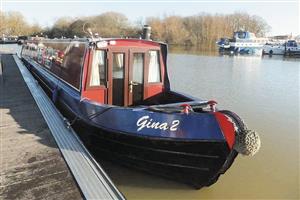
[0,10,271,49]
[0,11,44,37]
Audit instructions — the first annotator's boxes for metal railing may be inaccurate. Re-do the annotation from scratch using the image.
[13,55,125,200]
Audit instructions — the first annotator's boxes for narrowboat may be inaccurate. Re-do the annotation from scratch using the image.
[20,29,260,189]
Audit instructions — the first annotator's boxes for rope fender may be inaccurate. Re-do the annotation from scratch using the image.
[219,110,261,156]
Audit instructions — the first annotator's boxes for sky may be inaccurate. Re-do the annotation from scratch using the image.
[1,0,299,36]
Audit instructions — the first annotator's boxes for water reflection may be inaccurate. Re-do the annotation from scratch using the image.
[169,45,219,56]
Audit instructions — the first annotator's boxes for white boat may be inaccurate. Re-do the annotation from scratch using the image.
[263,43,285,55]
[285,40,300,56]
[229,31,268,55]
[217,31,268,55]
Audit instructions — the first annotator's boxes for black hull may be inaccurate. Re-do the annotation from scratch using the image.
[73,121,238,189]
[26,65,238,189]
[23,67,239,188]
[57,96,238,189]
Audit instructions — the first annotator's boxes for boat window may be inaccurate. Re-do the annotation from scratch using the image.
[45,47,54,69]
[112,53,125,106]
[90,50,106,86]
[148,50,161,83]
[59,42,85,89]
[22,41,85,90]
[37,47,43,63]
[132,53,144,84]
[113,53,124,79]
[238,32,246,39]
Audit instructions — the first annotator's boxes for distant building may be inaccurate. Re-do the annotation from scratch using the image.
[269,35,291,40]
[267,34,293,44]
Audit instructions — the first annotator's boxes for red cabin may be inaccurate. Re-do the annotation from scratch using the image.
[22,38,167,107]
[82,39,166,106]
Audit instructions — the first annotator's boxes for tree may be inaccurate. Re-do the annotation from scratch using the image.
[90,12,129,37]
[0,10,271,49]
[0,11,44,37]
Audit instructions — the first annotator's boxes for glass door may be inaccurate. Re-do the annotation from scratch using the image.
[112,53,125,106]
[107,48,146,106]
[128,52,145,105]
[107,48,129,106]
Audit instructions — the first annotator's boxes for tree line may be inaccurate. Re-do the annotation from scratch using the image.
[148,12,270,48]
[0,11,42,37]
[0,11,270,48]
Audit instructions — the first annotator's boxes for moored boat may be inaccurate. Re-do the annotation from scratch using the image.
[263,43,285,55]
[216,38,231,51]
[284,40,300,56]
[21,28,260,189]
[217,31,268,55]
[0,36,18,44]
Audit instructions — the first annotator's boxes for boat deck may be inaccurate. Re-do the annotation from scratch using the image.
[0,53,124,199]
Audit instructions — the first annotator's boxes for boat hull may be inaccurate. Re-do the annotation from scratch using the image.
[72,118,238,189]
[55,95,238,188]
[22,54,239,189]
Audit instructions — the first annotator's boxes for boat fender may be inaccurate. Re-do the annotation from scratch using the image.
[180,104,193,114]
[234,129,260,156]
[219,110,261,156]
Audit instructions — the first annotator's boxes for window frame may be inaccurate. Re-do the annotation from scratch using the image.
[146,49,163,85]
[29,41,87,92]
[86,48,108,90]
[147,50,162,84]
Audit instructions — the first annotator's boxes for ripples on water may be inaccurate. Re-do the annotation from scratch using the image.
[2,44,299,199]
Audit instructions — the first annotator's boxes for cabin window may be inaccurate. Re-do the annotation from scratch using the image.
[132,53,144,84]
[23,41,85,90]
[37,47,43,63]
[148,50,161,83]
[113,53,124,79]
[112,53,125,106]
[61,43,86,89]
[45,48,54,69]
[90,50,106,86]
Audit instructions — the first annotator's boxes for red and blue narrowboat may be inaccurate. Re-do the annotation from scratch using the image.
[20,28,260,189]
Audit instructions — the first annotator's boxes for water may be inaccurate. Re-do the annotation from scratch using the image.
[2,44,299,199]
[104,53,299,199]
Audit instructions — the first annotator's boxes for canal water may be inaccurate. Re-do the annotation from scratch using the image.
[2,44,299,199]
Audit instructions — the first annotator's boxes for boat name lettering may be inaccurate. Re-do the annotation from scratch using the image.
[136,116,180,132]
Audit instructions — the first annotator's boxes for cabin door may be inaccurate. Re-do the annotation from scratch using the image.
[128,50,146,106]
[108,48,146,106]
[109,50,128,106]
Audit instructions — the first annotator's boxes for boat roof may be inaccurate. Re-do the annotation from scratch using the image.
[25,37,167,48]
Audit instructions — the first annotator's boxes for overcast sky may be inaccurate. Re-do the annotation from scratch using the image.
[1,0,299,36]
